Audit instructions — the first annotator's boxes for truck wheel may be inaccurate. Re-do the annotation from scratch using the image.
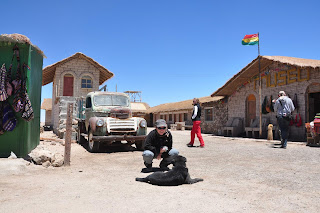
[135,140,144,151]
[88,129,100,153]
[77,127,86,144]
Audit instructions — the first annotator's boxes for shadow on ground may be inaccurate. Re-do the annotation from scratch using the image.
[78,141,140,153]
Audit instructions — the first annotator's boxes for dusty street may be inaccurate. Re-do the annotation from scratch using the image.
[1,128,320,213]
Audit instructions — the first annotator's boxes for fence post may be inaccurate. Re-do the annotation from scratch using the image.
[64,103,73,166]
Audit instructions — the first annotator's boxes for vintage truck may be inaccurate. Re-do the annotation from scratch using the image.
[77,91,147,152]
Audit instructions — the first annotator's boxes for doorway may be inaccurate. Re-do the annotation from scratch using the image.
[63,74,74,96]
[149,113,153,127]
[306,83,320,122]
[308,92,320,122]
[246,94,256,126]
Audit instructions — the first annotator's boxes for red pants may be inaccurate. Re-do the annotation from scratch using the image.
[190,121,204,146]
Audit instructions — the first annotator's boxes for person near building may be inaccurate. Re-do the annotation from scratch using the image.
[187,98,205,148]
[274,91,295,149]
[142,119,179,171]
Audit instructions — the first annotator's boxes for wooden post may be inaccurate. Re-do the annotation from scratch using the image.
[64,103,73,166]
[258,32,262,138]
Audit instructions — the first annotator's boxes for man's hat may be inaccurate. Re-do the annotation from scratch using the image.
[155,119,167,128]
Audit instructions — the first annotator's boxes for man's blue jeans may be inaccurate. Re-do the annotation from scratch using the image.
[277,117,290,147]
[142,148,179,165]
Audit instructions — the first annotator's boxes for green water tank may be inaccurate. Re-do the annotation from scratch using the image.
[0,36,44,157]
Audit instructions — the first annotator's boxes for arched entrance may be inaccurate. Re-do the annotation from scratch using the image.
[246,94,256,126]
[306,83,320,122]
[63,74,74,96]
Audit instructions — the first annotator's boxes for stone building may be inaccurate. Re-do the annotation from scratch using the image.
[201,97,228,135]
[131,102,150,118]
[146,96,224,129]
[211,56,320,141]
[41,98,52,127]
[42,52,114,138]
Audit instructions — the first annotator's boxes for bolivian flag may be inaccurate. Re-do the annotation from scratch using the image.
[242,34,259,45]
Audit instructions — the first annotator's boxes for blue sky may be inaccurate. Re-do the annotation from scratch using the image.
[2,0,320,122]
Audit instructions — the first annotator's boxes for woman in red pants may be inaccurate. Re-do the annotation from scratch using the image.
[187,98,205,148]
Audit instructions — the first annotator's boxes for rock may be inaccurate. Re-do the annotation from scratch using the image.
[72,119,78,125]
[8,152,17,159]
[29,149,53,165]
[52,153,64,167]
[42,161,51,168]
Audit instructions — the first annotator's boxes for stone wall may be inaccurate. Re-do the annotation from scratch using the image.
[45,110,52,126]
[227,62,320,141]
[201,99,228,135]
[53,97,78,140]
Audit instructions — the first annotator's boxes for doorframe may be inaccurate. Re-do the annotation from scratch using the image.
[63,74,74,96]
[306,82,320,122]
[246,94,256,127]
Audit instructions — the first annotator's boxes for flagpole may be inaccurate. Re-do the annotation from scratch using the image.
[258,32,262,138]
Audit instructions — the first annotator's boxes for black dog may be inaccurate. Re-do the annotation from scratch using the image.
[136,155,203,186]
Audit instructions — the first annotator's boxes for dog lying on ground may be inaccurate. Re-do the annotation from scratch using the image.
[136,155,203,186]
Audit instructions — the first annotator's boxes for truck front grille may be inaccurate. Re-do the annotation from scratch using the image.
[107,118,136,132]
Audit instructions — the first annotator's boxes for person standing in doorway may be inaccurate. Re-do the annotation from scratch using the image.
[274,91,295,149]
[187,98,205,148]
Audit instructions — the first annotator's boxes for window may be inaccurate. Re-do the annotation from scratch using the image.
[93,95,129,107]
[205,108,213,121]
[81,76,93,88]
[86,97,92,108]
[169,114,172,121]
[160,115,163,119]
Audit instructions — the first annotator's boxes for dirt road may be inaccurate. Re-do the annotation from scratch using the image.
[1,129,319,212]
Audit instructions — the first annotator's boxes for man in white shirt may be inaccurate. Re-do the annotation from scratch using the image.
[187,98,205,148]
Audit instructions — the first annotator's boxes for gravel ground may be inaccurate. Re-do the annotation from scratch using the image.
[0,128,319,213]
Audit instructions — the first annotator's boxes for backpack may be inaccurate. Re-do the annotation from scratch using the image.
[20,64,34,122]
[296,113,302,127]
[11,45,25,112]
[262,96,268,114]
[6,64,14,97]
[0,102,4,135]
[266,96,271,113]
[270,95,274,112]
[21,92,34,122]
[2,101,17,131]
[0,64,8,101]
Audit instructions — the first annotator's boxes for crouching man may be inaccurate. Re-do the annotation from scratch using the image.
[142,119,179,172]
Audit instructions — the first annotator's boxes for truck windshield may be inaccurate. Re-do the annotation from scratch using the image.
[93,95,129,107]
